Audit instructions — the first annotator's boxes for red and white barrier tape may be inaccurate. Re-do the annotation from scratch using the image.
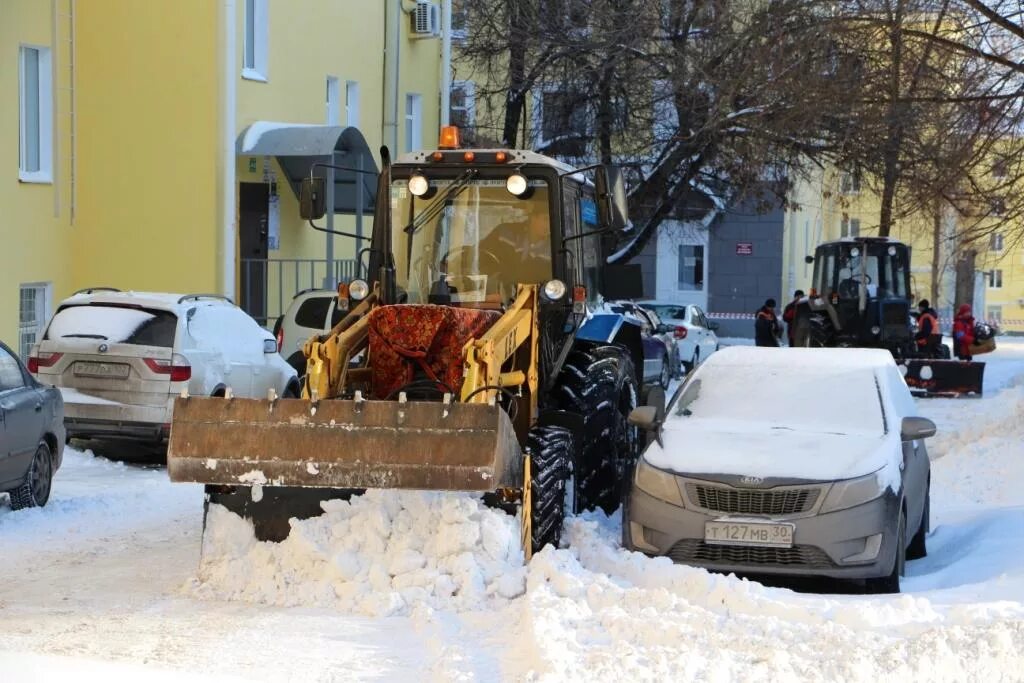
[706,312,1017,325]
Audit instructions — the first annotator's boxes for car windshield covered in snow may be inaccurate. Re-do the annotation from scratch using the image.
[391,178,552,305]
[674,354,886,437]
[45,304,178,347]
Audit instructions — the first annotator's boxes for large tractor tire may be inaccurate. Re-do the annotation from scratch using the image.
[553,343,641,515]
[525,425,574,553]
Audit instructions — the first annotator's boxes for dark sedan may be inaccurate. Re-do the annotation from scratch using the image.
[0,341,64,509]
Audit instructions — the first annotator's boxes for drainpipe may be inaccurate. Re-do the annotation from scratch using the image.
[383,0,401,151]
[440,0,452,126]
[221,0,237,299]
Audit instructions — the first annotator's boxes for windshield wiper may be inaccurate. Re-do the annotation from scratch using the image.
[403,169,477,279]
[61,334,108,339]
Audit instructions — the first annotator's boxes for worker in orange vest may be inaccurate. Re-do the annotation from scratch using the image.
[914,299,941,357]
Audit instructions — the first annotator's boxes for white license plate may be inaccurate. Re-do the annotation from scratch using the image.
[74,361,130,379]
[704,520,794,548]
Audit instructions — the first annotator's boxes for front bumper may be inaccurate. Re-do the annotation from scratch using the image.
[624,482,900,580]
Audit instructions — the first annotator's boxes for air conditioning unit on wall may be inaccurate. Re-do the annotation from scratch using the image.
[411,1,441,38]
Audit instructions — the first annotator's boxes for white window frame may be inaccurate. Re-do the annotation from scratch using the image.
[345,81,360,128]
[840,170,861,195]
[19,282,52,360]
[989,269,1003,289]
[991,232,1005,252]
[405,93,423,152]
[532,83,590,150]
[450,80,476,131]
[326,76,340,124]
[450,1,468,41]
[987,305,1003,324]
[841,214,860,238]
[19,45,53,184]
[677,244,705,292]
[242,0,269,82]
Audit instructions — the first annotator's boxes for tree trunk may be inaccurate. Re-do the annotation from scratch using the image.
[596,61,613,164]
[878,0,906,238]
[954,249,977,311]
[930,201,941,305]
[501,1,529,147]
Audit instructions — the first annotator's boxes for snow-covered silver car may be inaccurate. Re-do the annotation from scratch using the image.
[28,290,300,445]
[623,346,934,593]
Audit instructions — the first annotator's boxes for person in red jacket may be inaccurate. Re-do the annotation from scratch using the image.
[782,290,805,347]
[952,303,976,361]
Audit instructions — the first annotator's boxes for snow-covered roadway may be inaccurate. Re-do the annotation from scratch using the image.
[3,342,1024,681]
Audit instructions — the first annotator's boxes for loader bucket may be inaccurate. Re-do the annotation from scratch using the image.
[167,395,523,491]
[900,359,985,398]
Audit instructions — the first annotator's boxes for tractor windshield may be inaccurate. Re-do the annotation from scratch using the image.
[817,242,910,300]
[390,178,552,306]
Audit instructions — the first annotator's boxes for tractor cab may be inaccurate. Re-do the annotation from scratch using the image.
[798,238,913,352]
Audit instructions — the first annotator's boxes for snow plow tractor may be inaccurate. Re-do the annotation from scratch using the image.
[792,237,984,396]
[167,129,654,557]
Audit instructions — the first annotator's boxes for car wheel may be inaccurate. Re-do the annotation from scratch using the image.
[658,353,671,389]
[865,509,905,594]
[8,442,54,510]
[907,489,929,560]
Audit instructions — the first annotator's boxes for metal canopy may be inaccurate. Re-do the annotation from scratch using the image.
[236,122,379,214]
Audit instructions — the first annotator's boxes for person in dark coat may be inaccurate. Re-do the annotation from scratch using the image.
[914,299,942,357]
[755,298,781,347]
[952,303,976,361]
[782,290,805,347]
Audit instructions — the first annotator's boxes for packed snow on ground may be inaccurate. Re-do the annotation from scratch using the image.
[2,341,1024,681]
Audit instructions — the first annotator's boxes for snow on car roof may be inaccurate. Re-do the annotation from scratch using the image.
[702,345,897,371]
[60,291,235,313]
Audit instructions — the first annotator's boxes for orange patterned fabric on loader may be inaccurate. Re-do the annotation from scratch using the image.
[367,305,500,400]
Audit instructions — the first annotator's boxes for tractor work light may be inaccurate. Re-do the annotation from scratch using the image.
[349,279,370,301]
[408,173,430,197]
[506,172,528,196]
[543,279,567,301]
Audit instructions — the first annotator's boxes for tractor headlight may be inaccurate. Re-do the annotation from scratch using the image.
[349,279,370,301]
[820,467,890,514]
[871,326,881,335]
[634,458,684,507]
[506,172,528,196]
[408,174,430,197]
[542,279,567,301]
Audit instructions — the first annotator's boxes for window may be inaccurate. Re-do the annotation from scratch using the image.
[294,296,332,329]
[990,233,1004,252]
[19,46,53,183]
[326,76,340,124]
[988,269,1003,289]
[0,347,26,391]
[987,306,1002,324]
[405,93,422,152]
[243,0,268,81]
[451,1,468,39]
[841,214,860,238]
[539,89,588,144]
[345,81,360,128]
[991,198,1006,217]
[678,245,705,291]
[992,159,1007,179]
[46,305,178,347]
[19,283,50,360]
[450,80,475,131]
[840,170,861,194]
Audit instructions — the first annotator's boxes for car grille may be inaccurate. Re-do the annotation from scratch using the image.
[667,540,834,569]
[685,483,820,515]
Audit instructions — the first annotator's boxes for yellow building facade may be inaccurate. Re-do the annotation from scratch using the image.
[2,0,444,351]
[782,165,1024,332]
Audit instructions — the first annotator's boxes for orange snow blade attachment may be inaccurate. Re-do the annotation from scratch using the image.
[166,394,523,491]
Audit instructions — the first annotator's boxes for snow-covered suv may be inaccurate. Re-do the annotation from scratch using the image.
[28,289,300,444]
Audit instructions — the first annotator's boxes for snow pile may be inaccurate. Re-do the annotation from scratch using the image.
[193,490,527,616]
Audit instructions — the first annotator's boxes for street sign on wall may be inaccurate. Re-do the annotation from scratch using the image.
[736,242,753,255]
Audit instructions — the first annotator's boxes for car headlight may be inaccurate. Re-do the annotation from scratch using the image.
[819,467,891,514]
[634,457,684,507]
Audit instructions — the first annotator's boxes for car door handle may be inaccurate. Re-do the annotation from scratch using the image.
[34,401,44,412]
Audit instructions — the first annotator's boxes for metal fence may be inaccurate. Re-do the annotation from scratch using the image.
[239,258,359,327]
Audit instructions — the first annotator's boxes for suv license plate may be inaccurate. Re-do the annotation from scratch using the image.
[74,361,130,379]
[704,520,794,548]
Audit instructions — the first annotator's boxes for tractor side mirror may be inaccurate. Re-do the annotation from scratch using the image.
[300,177,327,220]
[595,165,629,230]
[804,255,815,264]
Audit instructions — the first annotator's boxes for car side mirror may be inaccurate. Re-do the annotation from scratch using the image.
[708,321,720,331]
[263,338,278,354]
[629,406,660,430]
[595,165,628,230]
[900,416,936,441]
[300,177,327,220]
